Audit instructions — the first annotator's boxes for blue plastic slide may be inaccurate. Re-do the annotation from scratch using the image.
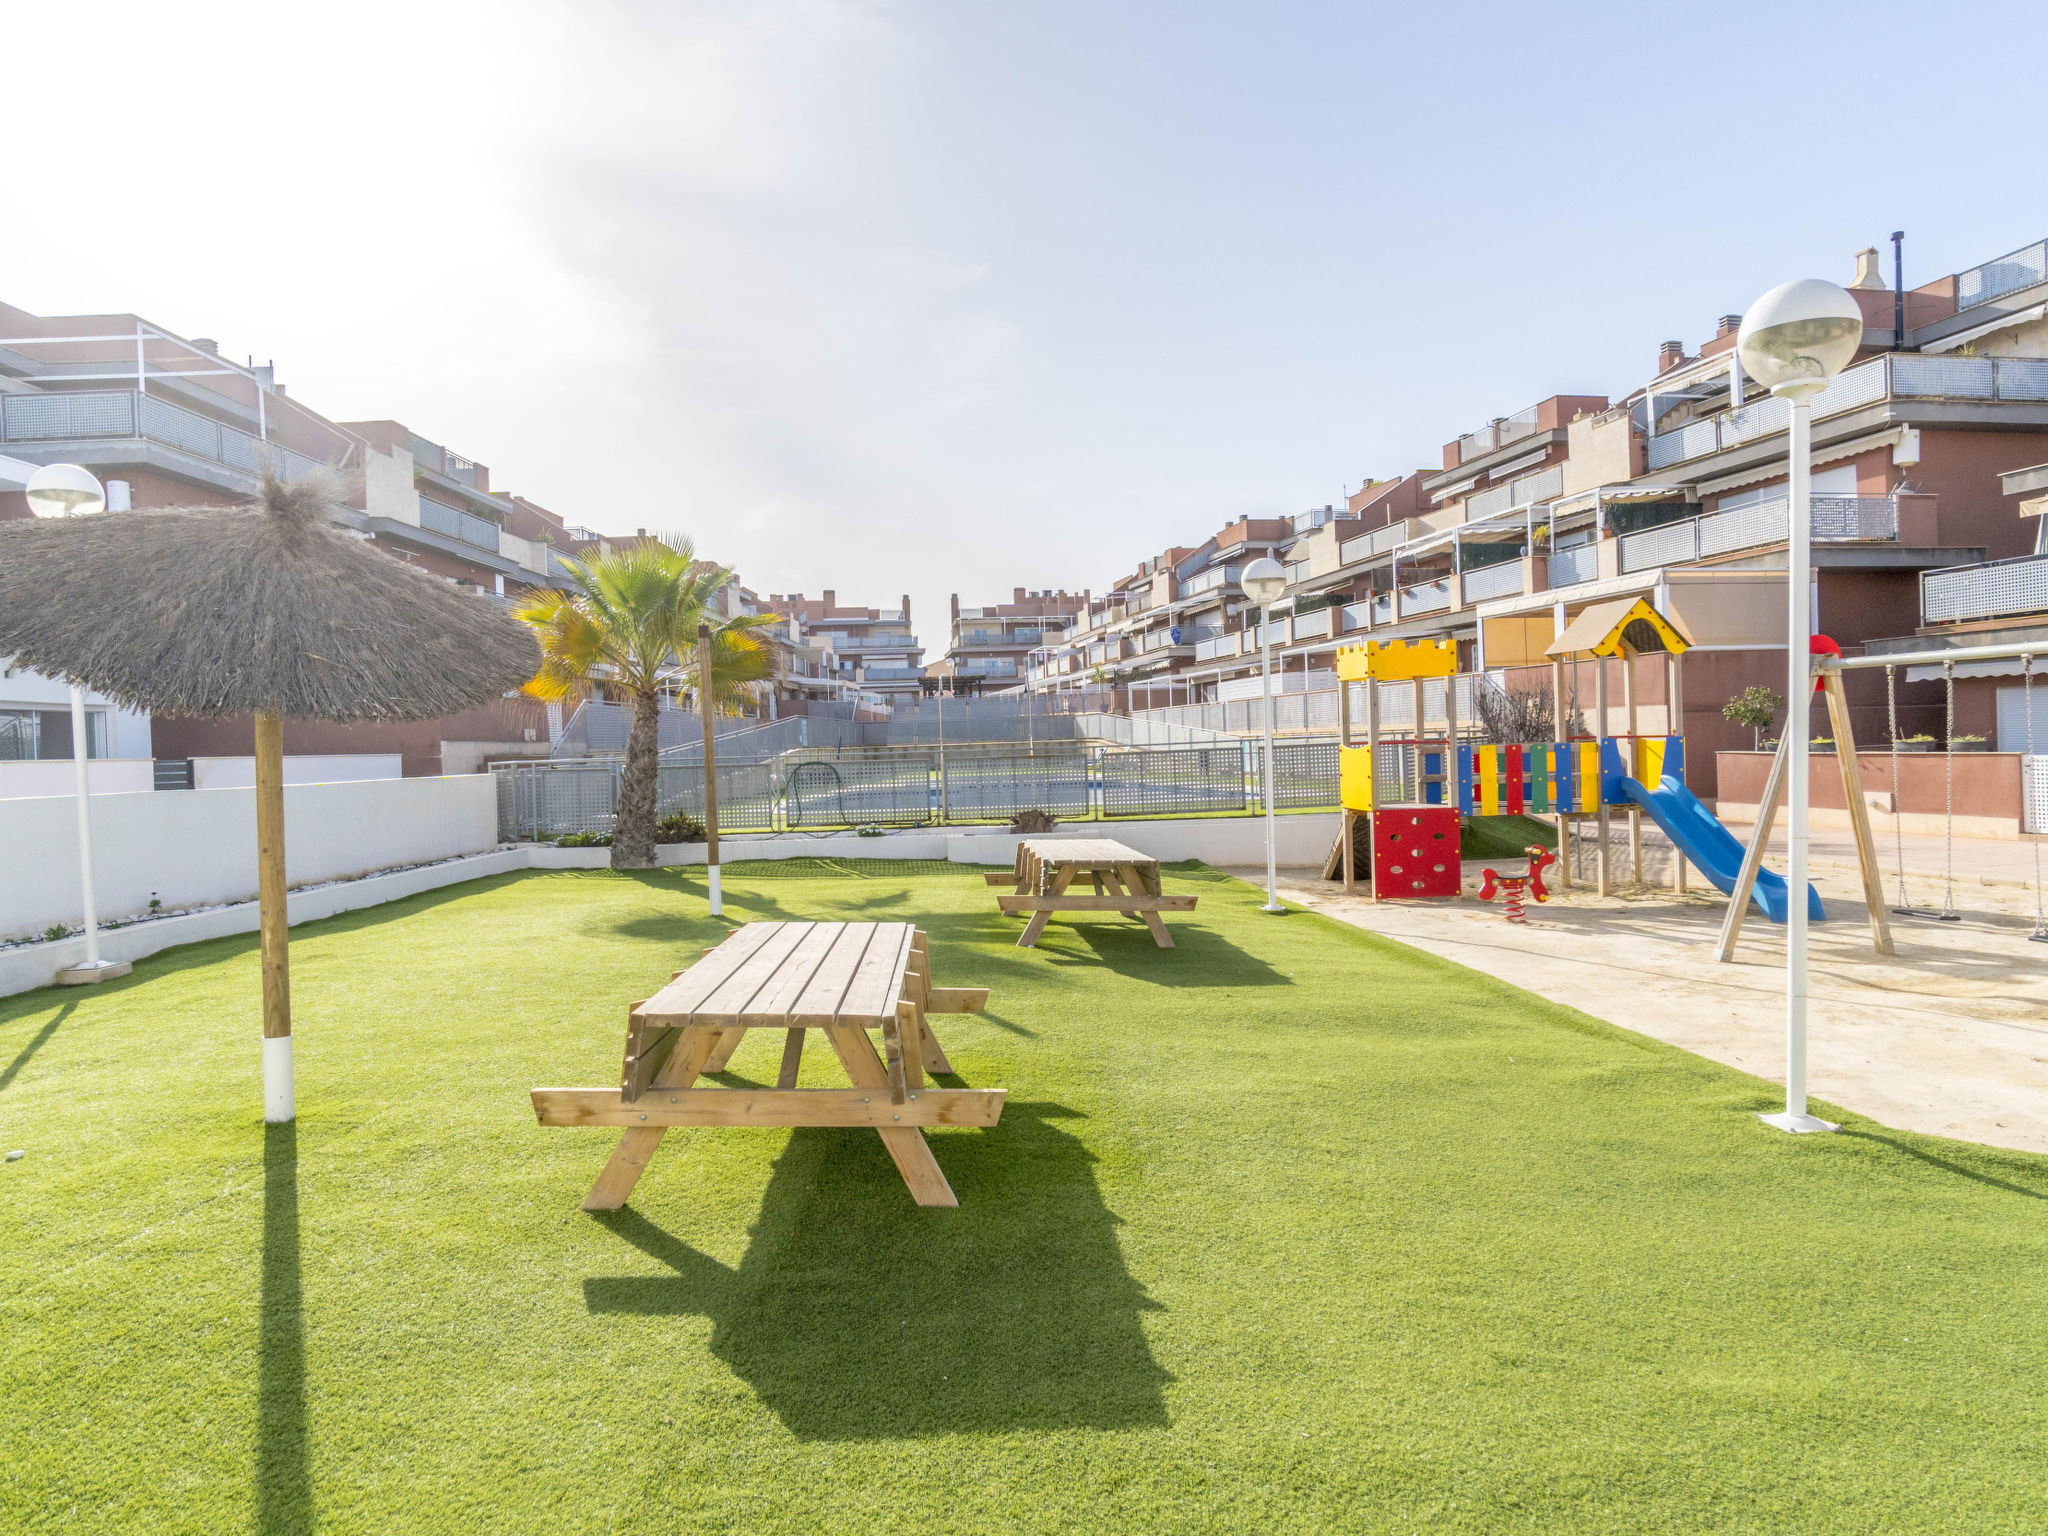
[1618,775,1824,924]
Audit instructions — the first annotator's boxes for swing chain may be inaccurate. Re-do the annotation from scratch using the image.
[1941,660,1957,917]
[1886,663,1913,910]
[2028,654,2048,942]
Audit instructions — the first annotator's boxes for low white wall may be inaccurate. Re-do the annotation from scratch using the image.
[1,774,499,944]
[190,754,407,790]
[0,759,154,800]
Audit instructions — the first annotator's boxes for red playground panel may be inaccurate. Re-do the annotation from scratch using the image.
[1373,808,1461,898]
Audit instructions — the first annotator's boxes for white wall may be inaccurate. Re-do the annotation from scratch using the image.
[190,754,407,790]
[0,759,153,799]
[1,773,498,943]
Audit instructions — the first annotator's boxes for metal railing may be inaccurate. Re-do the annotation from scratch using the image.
[1548,543,1600,586]
[1457,404,1542,464]
[418,495,503,550]
[1647,354,2048,470]
[1618,494,1898,575]
[1921,552,2048,624]
[1337,521,1418,567]
[1461,561,1524,603]
[1464,463,1563,520]
[1398,578,1453,616]
[1,388,328,481]
[1956,239,2048,312]
[1181,564,1240,597]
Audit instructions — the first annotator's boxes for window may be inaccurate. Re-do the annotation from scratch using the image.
[0,706,108,761]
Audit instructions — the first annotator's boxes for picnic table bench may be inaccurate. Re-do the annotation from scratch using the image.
[987,837,1196,948]
[532,921,1002,1209]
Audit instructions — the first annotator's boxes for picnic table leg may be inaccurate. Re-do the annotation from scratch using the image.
[1116,861,1175,948]
[823,1023,957,1207]
[701,1026,747,1073]
[582,1024,722,1211]
[775,1027,805,1089]
[1016,866,1075,948]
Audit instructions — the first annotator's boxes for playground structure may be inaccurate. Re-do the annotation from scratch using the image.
[1330,598,1823,921]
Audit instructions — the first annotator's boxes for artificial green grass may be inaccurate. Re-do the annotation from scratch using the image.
[1460,812,1559,860]
[3,860,2045,1534]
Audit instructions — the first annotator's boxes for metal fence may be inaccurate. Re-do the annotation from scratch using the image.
[2028,754,2048,835]
[494,736,1361,840]
[1921,552,2048,625]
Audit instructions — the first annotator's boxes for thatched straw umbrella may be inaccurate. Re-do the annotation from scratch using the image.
[0,471,539,1121]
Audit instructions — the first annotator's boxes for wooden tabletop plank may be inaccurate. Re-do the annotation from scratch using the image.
[1019,838,1156,867]
[635,923,787,1021]
[744,920,853,1021]
[692,922,820,1024]
[838,924,917,1023]
[787,923,888,1025]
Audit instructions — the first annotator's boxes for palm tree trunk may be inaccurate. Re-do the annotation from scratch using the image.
[612,687,662,869]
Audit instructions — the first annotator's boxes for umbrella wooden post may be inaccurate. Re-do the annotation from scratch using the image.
[698,625,723,916]
[255,710,294,1123]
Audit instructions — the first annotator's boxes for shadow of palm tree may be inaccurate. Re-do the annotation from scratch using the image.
[258,1122,312,1532]
[582,1102,1169,1439]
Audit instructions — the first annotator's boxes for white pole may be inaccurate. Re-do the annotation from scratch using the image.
[1260,616,1282,912]
[69,684,102,968]
[1762,394,1835,1133]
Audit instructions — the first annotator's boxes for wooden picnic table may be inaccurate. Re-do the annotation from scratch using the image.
[532,921,1002,1209]
[988,838,1196,949]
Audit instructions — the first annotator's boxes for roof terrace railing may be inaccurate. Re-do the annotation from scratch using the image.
[1,388,329,482]
[1921,551,2048,625]
[1955,239,2048,313]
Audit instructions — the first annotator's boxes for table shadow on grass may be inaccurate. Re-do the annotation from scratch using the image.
[582,1102,1170,1439]
[258,1122,312,1534]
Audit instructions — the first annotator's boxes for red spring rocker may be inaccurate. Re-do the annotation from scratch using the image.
[1478,845,1557,924]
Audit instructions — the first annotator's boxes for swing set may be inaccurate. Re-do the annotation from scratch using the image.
[1716,635,2048,962]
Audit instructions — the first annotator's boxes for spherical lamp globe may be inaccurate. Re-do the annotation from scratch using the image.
[1241,557,1287,604]
[1736,279,1864,400]
[24,462,106,519]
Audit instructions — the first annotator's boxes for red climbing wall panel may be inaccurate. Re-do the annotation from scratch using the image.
[1372,807,1461,899]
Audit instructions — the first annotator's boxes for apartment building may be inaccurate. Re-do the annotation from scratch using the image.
[766,590,925,700]
[1024,514,1306,700]
[1205,234,2048,796]
[930,588,1086,694]
[0,299,585,775]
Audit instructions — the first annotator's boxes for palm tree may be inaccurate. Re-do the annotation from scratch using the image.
[517,536,779,869]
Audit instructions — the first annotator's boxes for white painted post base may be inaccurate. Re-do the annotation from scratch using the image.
[55,958,132,986]
[263,1035,295,1123]
[707,864,723,916]
[1757,1110,1839,1134]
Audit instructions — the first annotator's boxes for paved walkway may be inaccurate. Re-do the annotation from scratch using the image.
[1235,851,2048,1156]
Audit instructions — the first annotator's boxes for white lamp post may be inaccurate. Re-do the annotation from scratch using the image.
[1736,278,1863,1134]
[25,463,131,985]
[1241,557,1289,913]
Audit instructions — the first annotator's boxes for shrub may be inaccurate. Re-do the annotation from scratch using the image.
[1723,685,1785,749]
[655,812,706,844]
[555,831,613,848]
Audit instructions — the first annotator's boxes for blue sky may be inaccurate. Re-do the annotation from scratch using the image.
[8,0,2047,640]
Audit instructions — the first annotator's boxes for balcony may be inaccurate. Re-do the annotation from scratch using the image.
[1464,463,1563,520]
[1646,354,2048,471]
[1616,495,1898,575]
[418,495,503,551]
[1181,564,1240,598]
[1957,239,2048,312]
[1549,543,1601,587]
[1,389,330,482]
[819,633,920,651]
[1337,520,1421,567]
[1291,608,1331,640]
[1399,578,1453,617]
[1921,553,2048,624]
[1457,404,1542,464]
[1461,561,1525,604]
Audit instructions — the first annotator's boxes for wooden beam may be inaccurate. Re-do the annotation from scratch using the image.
[1715,725,1794,963]
[533,1086,1006,1128]
[997,894,1198,913]
[926,986,988,1013]
[1821,670,1895,957]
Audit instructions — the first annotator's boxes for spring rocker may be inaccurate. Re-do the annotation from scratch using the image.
[1478,845,1556,923]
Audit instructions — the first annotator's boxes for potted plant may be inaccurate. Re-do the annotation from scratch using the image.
[1951,733,1992,753]
[1890,733,1935,754]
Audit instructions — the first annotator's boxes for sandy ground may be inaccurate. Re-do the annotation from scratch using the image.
[1229,826,2048,1155]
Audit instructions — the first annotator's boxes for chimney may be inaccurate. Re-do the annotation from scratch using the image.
[1716,314,1742,338]
[1849,246,1886,290]
[636,527,646,538]
[1013,586,1026,604]
[900,593,911,622]
[822,589,835,610]
[191,337,219,354]
[1657,340,1685,373]
[950,593,959,619]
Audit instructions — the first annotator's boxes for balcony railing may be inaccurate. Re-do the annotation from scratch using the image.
[1181,564,1240,597]
[1647,354,2048,471]
[1549,543,1600,587]
[0,389,330,481]
[1291,608,1331,640]
[1617,495,1897,575]
[418,495,503,551]
[1956,239,2048,312]
[1922,552,2048,624]
[1461,561,1525,603]
[1457,403,1542,464]
[1337,521,1419,566]
[1464,463,1563,520]
[1398,578,1453,617]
